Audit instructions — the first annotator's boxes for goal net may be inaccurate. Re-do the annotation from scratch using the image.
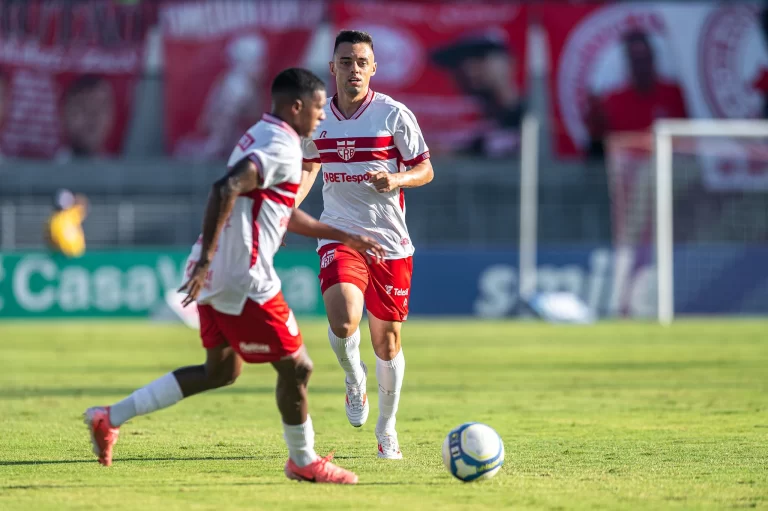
[606,121,768,323]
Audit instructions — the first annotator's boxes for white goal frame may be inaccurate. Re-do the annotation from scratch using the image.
[653,119,768,325]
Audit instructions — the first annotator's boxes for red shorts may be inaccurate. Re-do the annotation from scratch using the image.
[318,243,413,322]
[197,291,303,363]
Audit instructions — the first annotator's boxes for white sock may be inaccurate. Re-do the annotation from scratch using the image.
[283,416,318,467]
[328,327,365,385]
[375,350,405,435]
[109,372,183,427]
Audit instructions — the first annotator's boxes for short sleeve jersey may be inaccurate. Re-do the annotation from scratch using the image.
[184,113,301,315]
[302,90,429,259]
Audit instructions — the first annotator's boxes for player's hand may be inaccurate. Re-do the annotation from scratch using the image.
[342,234,385,264]
[178,261,210,307]
[366,171,400,193]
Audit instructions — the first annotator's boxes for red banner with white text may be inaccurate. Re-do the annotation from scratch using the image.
[542,0,768,179]
[0,1,151,159]
[161,0,324,161]
[331,1,527,158]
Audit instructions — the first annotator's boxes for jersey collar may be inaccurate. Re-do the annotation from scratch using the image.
[330,89,375,121]
[261,113,300,143]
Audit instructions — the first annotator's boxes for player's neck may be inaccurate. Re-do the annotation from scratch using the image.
[336,88,369,119]
[266,110,301,137]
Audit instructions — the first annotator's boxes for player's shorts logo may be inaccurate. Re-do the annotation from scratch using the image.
[337,140,356,161]
[321,249,336,269]
[239,342,271,354]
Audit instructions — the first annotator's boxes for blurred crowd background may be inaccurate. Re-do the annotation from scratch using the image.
[1,0,767,319]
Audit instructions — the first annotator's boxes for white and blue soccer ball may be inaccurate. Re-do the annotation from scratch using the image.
[442,422,505,482]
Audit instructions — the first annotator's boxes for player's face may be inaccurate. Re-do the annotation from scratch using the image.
[64,82,115,155]
[330,42,376,98]
[626,39,655,80]
[457,52,514,100]
[296,89,327,137]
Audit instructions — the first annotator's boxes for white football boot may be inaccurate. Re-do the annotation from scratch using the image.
[345,361,369,427]
[376,430,403,460]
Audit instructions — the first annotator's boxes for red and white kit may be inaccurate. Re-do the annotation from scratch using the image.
[302,90,429,321]
[184,113,303,362]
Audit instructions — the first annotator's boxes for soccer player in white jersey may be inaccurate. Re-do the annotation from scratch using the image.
[83,68,385,484]
[296,30,434,459]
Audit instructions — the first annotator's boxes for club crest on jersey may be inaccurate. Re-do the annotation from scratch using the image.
[337,140,355,161]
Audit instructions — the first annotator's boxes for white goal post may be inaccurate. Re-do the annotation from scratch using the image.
[653,119,768,325]
[519,113,540,303]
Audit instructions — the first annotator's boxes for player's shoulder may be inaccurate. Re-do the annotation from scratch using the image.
[370,91,414,116]
[250,115,301,149]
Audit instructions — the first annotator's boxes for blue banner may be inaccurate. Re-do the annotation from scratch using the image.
[2,244,766,318]
[410,245,768,317]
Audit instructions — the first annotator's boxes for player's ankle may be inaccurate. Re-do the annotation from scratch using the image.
[290,450,319,467]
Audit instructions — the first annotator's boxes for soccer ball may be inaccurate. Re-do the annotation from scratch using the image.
[442,422,504,482]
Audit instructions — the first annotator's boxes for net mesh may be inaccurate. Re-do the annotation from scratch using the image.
[606,131,768,316]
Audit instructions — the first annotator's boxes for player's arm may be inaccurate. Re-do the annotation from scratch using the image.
[295,160,321,208]
[367,159,433,193]
[73,194,89,219]
[369,107,433,192]
[179,159,260,305]
[287,208,384,263]
[397,158,433,188]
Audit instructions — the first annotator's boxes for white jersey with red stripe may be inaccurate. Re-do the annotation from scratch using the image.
[302,90,429,259]
[184,113,301,315]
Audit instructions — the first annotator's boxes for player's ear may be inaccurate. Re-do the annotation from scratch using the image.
[292,98,304,115]
[329,60,336,76]
[371,61,377,77]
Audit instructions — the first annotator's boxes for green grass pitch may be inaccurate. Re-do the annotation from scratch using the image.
[1,319,767,510]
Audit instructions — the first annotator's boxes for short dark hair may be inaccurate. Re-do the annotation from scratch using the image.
[65,74,107,100]
[270,68,325,101]
[622,30,651,49]
[334,30,374,54]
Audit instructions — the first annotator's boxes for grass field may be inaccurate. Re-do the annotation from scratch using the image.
[1,319,767,510]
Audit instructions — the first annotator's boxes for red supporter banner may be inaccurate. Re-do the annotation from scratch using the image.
[161,0,324,161]
[0,1,151,159]
[542,1,768,168]
[331,1,527,158]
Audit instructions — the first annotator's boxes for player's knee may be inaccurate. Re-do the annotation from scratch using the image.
[330,321,357,339]
[378,345,400,361]
[373,332,401,360]
[294,356,313,386]
[206,359,241,388]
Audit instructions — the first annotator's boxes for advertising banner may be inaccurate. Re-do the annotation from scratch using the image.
[0,250,324,318]
[543,2,768,190]
[2,246,766,319]
[331,1,527,158]
[160,0,324,161]
[0,0,150,159]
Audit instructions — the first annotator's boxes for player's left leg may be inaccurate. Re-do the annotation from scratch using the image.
[365,256,412,460]
[246,293,358,485]
[368,316,405,460]
[84,341,242,466]
[274,348,357,484]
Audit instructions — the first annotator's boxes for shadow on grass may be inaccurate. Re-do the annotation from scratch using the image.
[0,456,273,467]
[2,481,449,490]
[0,386,342,399]
[0,383,480,399]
